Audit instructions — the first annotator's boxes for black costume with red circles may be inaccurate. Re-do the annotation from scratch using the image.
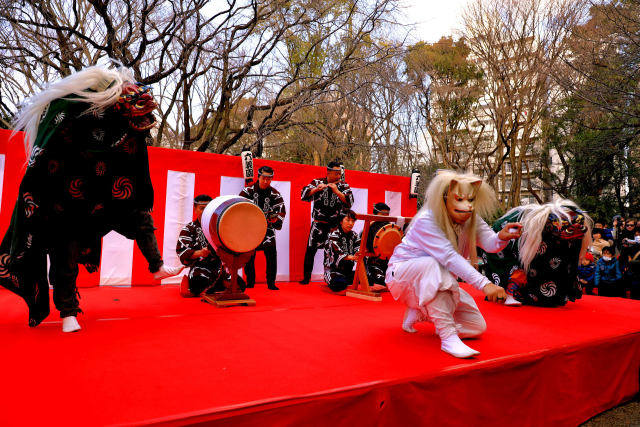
[0,90,163,326]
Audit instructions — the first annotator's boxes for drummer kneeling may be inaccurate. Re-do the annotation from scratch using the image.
[364,202,394,292]
[176,194,246,297]
[324,210,361,294]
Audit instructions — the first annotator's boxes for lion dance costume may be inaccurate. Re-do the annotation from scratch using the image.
[1,64,179,330]
[480,200,592,307]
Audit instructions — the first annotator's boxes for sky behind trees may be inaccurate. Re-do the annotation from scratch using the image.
[401,0,466,42]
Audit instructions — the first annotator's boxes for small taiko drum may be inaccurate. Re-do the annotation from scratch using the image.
[366,222,403,260]
[201,195,267,254]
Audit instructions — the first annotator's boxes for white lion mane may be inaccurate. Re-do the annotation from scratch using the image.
[12,63,135,154]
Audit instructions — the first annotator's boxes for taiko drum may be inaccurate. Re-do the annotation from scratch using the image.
[366,222,403,260]
[201,195,267,254]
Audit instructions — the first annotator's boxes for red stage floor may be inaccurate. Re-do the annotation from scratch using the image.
[1,283,639,426]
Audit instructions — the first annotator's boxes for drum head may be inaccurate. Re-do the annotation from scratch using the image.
[218,201,267,253]
[201,195,267,253]
[372,223,403,259]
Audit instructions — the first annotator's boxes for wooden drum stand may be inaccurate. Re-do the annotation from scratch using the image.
[200,195,267,307]
[346,213,411,302]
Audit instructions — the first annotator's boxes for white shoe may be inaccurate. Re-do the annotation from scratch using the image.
[402,307,421,333]
[153,264,185,280]
[504,295,522,306]
[62,316,81,333]
[441,335,480,358]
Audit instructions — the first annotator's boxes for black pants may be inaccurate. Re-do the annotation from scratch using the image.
[327,271,354,292]
[302,222,333,281]
[365,257,388,287]
[48,239,81,318]
[189,274,246,294]
[245,245,277,287]
[112,210,163,273]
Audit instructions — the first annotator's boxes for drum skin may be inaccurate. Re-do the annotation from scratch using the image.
[201,195,267,253]
[367,222,403,260]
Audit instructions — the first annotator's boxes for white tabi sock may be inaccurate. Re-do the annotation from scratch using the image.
[402,307,421,333]
[62,316,81,333]
[504,295,522,306]
[153,264,185,280]
[441,334,480,358]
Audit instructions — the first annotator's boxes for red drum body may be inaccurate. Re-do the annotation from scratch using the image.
[201,195,267,254]
[366,221,403,260]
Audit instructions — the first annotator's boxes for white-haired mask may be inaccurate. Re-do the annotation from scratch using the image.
[445,179,481,225]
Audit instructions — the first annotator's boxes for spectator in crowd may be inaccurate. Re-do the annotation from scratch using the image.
[621,219,636,242]
[594,219,613,242]
[618,221,639,269]
[590,228,611,258]
[610,215,624,250]
[618,228,640,299]
[595,246,623,297]
[577,252,596,295]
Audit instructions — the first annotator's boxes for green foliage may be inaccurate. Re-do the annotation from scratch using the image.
[543,96,640,218]
[405,37,483,89]
[404,37,485,170]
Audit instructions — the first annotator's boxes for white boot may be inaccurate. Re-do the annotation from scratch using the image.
[402,307,421,333]
[62,316,81,333]
[153,264,185,280]
[441,334,480,358]
[504,295,522,306]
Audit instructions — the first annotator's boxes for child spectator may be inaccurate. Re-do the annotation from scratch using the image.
[577,252,596,295]
[595,246,623,297]
[594,220,613,242]
[590,228,610,258]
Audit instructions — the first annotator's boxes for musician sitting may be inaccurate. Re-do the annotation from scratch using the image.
[176,194,245,296]
[364,202,393,292]
[324,210,361,294]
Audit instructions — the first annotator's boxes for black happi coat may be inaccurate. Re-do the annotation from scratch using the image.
[239,182,286,248]
[364,256,389,286]
[301,178,354,226]
[176,219,225,284]
[324,227,361,283]
[0,99,155,326]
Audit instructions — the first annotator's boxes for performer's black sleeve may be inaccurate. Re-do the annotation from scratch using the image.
[341,184,354,209]
[271,190,286,230]
[176,225,196,266]
[301,179,318,202]
[239,187,252,199]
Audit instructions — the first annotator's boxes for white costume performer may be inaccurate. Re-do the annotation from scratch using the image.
[385,170,522,358]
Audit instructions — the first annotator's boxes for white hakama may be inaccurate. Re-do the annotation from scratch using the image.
[386,210,508,339]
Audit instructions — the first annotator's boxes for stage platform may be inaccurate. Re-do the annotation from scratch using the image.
[1,283,639,426]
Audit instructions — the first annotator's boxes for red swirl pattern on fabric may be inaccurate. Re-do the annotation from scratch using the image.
[48,160,60,174]
[0,253,11,278]
[69,178,84,199]
[23,193,38,218]
[112,177,133,200]
[96,161,107,176]
[124,138,137,154]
